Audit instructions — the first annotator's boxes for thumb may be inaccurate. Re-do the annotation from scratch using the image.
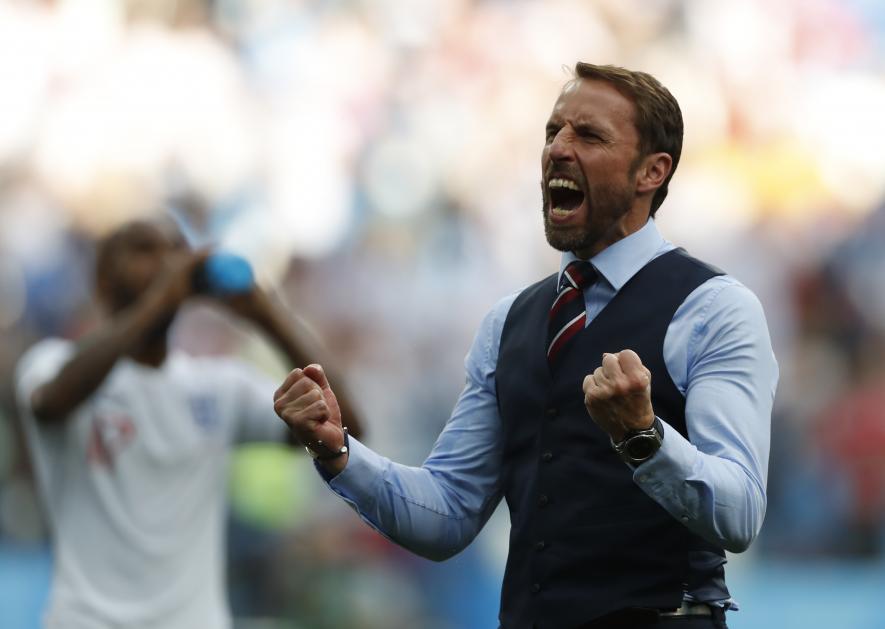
[303,363,330,390]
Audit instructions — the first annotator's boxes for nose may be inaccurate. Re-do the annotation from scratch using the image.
[548,126,574,162]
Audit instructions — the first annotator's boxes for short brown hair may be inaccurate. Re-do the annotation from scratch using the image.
[573,62,683,216]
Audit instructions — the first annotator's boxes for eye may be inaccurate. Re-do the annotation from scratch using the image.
[576,126,601,141]
[545,125,560,142]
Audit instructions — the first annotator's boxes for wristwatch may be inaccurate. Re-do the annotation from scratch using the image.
[611,417,664,466]
[305,427,350,461]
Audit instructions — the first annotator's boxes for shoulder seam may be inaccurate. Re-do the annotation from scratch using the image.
[686,277,735,374]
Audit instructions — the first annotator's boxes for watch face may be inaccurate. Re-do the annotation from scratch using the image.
[625,436,658,460]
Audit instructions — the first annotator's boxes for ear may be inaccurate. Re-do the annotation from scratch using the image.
[634,152,672,196]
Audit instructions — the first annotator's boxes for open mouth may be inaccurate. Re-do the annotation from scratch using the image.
[547,178,586,221]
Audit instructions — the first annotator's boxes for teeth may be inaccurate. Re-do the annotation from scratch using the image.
[548,178,580,191]
[551,206,572,216]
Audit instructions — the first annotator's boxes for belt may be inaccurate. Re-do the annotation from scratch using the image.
[659,601,714,617]
[579,603,717,628]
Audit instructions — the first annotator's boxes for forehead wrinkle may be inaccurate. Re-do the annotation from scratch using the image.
[554,79,637,139]
[547,107,614,139]
[552,95,614,130]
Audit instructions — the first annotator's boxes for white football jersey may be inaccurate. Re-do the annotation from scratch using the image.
[16,338,287,629]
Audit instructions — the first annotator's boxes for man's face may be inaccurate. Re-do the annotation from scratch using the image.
[97,221,186,312]
[541,78,643,258]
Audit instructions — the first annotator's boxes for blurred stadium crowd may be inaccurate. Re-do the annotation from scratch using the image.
[1,0,884,627]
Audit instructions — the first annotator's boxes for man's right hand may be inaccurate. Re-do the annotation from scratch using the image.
[273,364,349,475]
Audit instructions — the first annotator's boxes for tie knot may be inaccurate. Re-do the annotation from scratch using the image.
[558,261,597,293]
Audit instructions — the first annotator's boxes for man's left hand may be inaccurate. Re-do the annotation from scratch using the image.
[583,350,654,442]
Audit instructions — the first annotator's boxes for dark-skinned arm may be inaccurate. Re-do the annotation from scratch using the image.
[30,252,205,425]
[223,287,365,442]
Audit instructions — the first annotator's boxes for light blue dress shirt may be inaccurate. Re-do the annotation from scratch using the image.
[323,219,778,602]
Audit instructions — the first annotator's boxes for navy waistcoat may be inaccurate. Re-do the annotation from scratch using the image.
[495,249,727,629]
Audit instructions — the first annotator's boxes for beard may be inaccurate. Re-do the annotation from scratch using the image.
[542,179,635,255]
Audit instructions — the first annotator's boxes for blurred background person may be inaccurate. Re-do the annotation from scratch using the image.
[0,0,884,628]
[14,217,363,628]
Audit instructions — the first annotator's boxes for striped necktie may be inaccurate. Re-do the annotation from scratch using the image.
[547,260,598,367]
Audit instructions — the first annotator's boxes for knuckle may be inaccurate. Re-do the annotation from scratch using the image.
[306,397,326,412]
[299,405,318,421]
[623,375,641,390]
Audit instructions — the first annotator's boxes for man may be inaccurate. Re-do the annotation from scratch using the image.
[15,218,363,629]
[275,63,777,629]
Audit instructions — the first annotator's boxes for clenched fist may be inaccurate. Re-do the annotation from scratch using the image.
[273,364,348,473]
[583,350,654,442]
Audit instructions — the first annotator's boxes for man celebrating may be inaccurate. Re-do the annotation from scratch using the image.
[275,63,777,629]
[15,218,363,629]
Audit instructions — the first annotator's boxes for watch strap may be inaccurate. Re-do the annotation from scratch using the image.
[305,426,350,461]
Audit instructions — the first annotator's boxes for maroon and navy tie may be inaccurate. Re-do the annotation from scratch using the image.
[547,260,598,367]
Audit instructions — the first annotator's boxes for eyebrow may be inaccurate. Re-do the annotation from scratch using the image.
[545,117,610,137]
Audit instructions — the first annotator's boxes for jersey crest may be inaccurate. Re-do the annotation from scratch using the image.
[189,395,220,432]
[87,413,136,468]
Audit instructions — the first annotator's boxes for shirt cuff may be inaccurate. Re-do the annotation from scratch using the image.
[314,436,384,500]
[313,436,401,542]
[632,417,697,518]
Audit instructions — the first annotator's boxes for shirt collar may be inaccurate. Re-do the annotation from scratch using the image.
[559,219,667,292]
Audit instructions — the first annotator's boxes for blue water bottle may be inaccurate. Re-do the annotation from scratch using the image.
[195,252,254,296]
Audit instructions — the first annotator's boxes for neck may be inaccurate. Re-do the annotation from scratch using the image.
[130,341,168,368]
[574,207,650,259]
[129,322,171,368]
